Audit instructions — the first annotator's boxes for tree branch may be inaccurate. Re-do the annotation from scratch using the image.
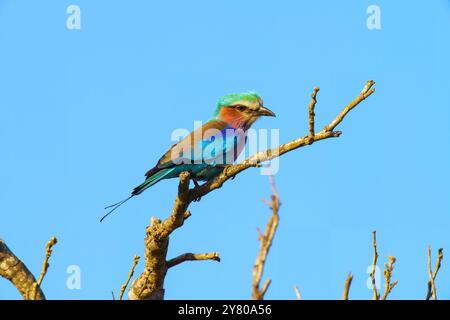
[307,87,319,142]
[324,80,375,132]
[32,236,57,299]
[0,239,45,300]
[128,172,219,300]
[167,252,220,268]
[426,247,443,300]
[119,255,140,300]
[342,272,353,300]
[381,256,398,300]
[294,285,302,300]
[370,230,379,300]
[252,174,280,300]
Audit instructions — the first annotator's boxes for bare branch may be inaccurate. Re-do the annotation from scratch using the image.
[252,175,281,300]
[307,87,319,142]
[119,255,140,300]
[159,171,192,239]
[426,247,443,300]
[0,239,45,300]
[128,172,219,300]
[381,256,398,300]
[433,249,443,280]
[342,273,353,300]
[370,230,379,300]
[167,252,220,268]
[294,285,302,300]
[324,80,375,132]
[32,236,57,299]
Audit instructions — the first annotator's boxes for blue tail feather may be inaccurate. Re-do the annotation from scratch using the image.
[101,168,175,222]
[132,168,175,195]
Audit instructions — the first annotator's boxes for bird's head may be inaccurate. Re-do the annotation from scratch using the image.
[214,92,275,129]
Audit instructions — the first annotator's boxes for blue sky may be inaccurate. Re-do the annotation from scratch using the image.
[1,0,449,300]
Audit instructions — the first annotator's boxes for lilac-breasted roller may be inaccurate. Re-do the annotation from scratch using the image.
[101,92,275,221]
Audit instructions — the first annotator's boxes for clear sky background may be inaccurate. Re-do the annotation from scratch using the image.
[1,0,449,300]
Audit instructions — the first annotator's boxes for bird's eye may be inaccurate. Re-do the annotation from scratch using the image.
[235,105,246,112]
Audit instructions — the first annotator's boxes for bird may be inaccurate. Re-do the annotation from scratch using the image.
[101,92,275,222]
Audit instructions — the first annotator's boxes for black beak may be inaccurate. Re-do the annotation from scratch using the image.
[258,106,276,117]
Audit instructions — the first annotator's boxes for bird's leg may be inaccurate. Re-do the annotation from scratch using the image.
[192,178,200,188]
[191,178,203,201]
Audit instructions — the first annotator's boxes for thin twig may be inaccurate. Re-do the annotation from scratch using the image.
[167,252,220,268]
[426,247,443,300]
[32,236,57,300]
[260,279,271,298]
[342,273,353,300]
[370,230,379,300]
[119,255,140,300]
[324,80,375,132]
[381,256,398,300]
[307,87,319,141]
[294,285,302,300]
[433,249,444,280]
[36,237,57,286]
[252,174,280,300]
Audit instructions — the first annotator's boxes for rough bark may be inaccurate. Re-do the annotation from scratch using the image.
[0,239,45,300]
